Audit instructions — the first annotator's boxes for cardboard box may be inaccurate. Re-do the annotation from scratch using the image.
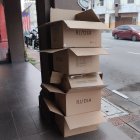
[44,99,105,137]
[48,8,108,49]
[42,48,108,75]
[50,8,100,22]
[50,8,81,22]
[42,84,103,116]
[75,9,101,22]
[50,72,105,92]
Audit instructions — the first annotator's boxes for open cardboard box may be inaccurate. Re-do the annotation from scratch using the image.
[40,8,108,49]
[50,71,105,92]
[44,98,105,137]
[41,48,108,75]
[42,83,104,116]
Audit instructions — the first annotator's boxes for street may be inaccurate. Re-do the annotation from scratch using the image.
[100,33,140,140]
[101,32,140,93]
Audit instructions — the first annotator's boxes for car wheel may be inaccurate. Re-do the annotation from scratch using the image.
[114,34,119,39]
[132,35,137,41]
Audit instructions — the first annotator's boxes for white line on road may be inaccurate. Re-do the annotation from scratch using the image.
[112,90,129,99]
[128,52,140,55]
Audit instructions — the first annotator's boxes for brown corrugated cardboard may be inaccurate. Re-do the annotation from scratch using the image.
[55,88,102,116]
[41,48,108,75]
[42,84,103,116]
[50,71,63,85]
[50,72,105,92]
[52,49,99,75]
[50,20,105,48]
[44,99,105,137]
[50,8,81,22]
[61,73,105,92]
[40,8,108,49]
[75,9,101,22]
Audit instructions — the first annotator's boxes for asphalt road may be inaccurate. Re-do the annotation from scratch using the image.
[100,32,140,94]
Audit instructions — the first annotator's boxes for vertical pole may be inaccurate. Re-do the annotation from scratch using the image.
[105,13,110,28]
[36,0,53,83]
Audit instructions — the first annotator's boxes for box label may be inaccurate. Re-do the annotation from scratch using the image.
[76,98,92,104]
[76,30,92,36]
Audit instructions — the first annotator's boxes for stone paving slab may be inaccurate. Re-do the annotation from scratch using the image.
[102,88,112,97]
[119,114,140,123]
[128,120,140,133]
[128,97,140,106]
[118,91,140,99]
[106,94,140,113]
[109,117,125,126]
[118,124,140,140]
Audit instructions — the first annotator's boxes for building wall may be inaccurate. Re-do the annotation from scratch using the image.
[93,0,140,28]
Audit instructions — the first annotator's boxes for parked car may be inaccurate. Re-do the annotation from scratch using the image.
[112,25,140,41]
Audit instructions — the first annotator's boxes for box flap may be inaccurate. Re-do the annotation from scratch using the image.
[68,74,104,89]
[44,99,63,116]
[50,8,81,22]
[40,48,65,53]
[50,71,63,84]
[41,48,108,56]
[70,48,108,56]
[65,111,105,130]
[75,9,100,22]
[63,20,108,30]
[42,84,64,94]
[40,20,108,30]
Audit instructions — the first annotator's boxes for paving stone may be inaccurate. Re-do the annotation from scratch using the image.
[20,133,43,140]
[108,117,125,126]
[118,91,140,99]
[106,94,140,113]
[0,120,19,140]
[128,97,140,106]
[119,114,140,123]
[116,101,140,113]
[105,94,127,105]
[128,120,140,133]
[102,88,112,97]
[118,124,140,140]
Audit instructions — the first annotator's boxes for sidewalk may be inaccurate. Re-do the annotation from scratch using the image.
[27,48,140,140]
[26,47,41,71]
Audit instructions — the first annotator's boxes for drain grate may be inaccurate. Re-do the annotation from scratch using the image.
[101,98,129,119]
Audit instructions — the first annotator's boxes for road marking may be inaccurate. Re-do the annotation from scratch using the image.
[112,90,129,99]
[128,52,140,55]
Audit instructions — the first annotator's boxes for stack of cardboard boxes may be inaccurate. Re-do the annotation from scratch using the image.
[41,8,108,137]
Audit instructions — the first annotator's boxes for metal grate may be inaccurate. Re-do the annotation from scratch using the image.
[101,98,129,119]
